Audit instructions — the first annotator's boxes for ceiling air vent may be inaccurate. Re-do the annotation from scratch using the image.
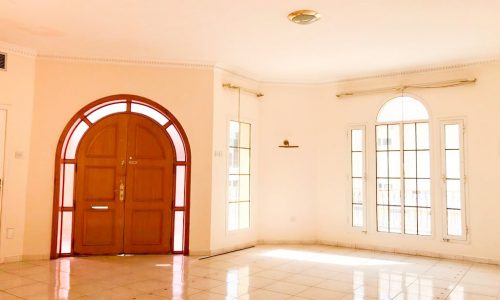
[0,53,6,71]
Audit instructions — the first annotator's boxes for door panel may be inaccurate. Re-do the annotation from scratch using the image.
[124,115,174,254]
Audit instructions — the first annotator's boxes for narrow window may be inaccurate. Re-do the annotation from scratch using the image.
[376,96,431,235]
[228,121,251,230]
[349,127,366,229]
[441,120,467,240]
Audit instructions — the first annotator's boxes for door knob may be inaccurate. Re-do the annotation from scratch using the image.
[119,182,125,202]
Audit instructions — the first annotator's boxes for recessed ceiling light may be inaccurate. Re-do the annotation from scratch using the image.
[288,10,321,25]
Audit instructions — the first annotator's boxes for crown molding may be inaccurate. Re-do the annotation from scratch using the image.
[37,54,215,70]
[0,41,37,57]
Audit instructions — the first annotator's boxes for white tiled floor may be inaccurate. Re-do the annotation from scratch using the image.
[0,245,499,299]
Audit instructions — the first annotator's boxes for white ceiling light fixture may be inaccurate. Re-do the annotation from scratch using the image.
[288,10,321,25]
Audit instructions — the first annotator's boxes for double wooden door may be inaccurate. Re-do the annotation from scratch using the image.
[74,114,174,255]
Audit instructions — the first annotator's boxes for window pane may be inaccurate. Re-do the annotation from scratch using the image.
[416,123,429,150]
[377,179,389,205]
[131,103,169,125]
[228,203,239,231]
[63,164,75,207]
[239,123,251,148]
[417,179,431,207]
[353,204,363,227]
[61,212,73,254]
[239,202,250,229]
[404,124,416,150]
[388,179,401,205]
[351,129,363,152]
[418,208,432,236]
[401,97,429,121]
[447,209,463,236]
[404,151,416,178]
[352,152,363,178]
[173,211,184,251]
[388,151,400,177]
[229,121,239,147]
[239,175,250,201]
[446,150,461,179]
[446,180,461,209]
[239,149,250,175]
[405,207,417,235]
[66,121,89,159]
[87,103,127,123]
[377,206,389,232]
[417,151,430,178]
[376,125,388,150]
[388,125,400,150]
[389,206,402,233]
[377,152,388,177]
[404,179,417,206]
[166,125,186,162]
[445,124,460,149]
[228,148,239,174]
[228,175,239,201]
[352,178,363,204]
[175,166,185,207]
[377,97,403,122]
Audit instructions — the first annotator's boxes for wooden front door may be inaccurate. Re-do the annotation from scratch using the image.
[74,114,173,255]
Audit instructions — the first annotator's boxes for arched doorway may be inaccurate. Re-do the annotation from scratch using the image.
[50,95,191,258]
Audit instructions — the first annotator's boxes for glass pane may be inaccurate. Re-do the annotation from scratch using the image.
[229,121,239,147]
[447,209,462,236]
[377,179,389,205]
[239,175,250,201]
[57,211,62,254]
[131,103,169,125]
[228,175,239,202]
[389,206,402,233]
[377,97,403,122]
[377,152,388,177]
[388,179,401,205]
[239,123,251,149]
[404,151,416,178]
[416,123,429,150]
[173,211,184,252]
[402,97,429,121]
[417,179,431,207]
[352,152,363,178]
[404,124,416,150]
[445,124,460,149]
[228,148,239,174]
[405,207,417,235]
[65,121,89,159]
[353,204,363,227]
[175,166,185,207]
[388,151,400,177]
[228,203,239,231]
[388,125,400,150]
[352,178,363,204]
[166,125,186,162]
[240,149,250,175]
[87,103,127,123]
[404,179,417,206]
[61,212,72,254]
[418,208,432,235]
[417,151,430,178]
[376,125,388,151]
[63,164,75,207]
[377,206,389,232]
[446,150,461,179]
[239,202,250,229]
[351,129,363,152]
[446,180,461,209]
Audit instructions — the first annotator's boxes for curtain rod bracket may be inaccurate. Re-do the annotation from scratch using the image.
[222,83,264,98]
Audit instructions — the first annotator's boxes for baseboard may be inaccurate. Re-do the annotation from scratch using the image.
[22,254,50,261]
[2,255,23,263]
[257,239,317,245]
[208,242,256,257]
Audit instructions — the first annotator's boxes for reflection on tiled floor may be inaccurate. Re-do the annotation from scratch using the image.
[0,245,499,299]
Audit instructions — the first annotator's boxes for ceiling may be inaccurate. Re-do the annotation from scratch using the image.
[1,0,499,83]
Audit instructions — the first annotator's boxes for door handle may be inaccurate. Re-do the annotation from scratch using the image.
[92,205,109,210]
[119,182,125,202]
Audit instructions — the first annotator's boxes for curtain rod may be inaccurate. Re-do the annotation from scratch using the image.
[222,83,264,98]
[336,78,477,99]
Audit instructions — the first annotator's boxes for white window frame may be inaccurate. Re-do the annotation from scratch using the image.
[347,125,367,231]
[440,119,468,241]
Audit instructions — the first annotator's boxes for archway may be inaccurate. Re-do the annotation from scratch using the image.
[50,95,191,258]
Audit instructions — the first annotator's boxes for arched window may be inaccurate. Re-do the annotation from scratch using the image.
[375,96,431,236]
[51,95,191,258]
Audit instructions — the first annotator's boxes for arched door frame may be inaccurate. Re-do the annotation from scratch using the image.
[50,94,191,258]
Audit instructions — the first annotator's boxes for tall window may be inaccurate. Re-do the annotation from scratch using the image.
[441,120,467,240]
[349,127,366,229]
[376,96,431,235]
[228,121,251,230]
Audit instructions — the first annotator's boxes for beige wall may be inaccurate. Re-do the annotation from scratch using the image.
[23,59,214,257]
[0,47,36,262]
